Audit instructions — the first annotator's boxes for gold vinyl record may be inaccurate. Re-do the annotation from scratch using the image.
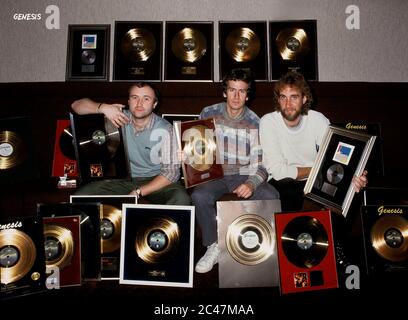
[276,28,310,61]
[281,215,329,268]
[101,204,122,253]
[79,117,120,160]
[226,214,275,266]
[121,28,156,62]
[371,215,408,262]
[0,229,36,285]
[44,224,75,270]
[135,216,180,264]
[171,27,207,63]
[182,124,217,172]
[225,27,260,62]
[0,131,26,170]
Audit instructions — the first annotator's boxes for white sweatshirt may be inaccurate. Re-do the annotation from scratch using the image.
[259,110,330,181]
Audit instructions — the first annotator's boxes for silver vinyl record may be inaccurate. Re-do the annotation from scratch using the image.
[326,164,344,185]
[81,50,96,64]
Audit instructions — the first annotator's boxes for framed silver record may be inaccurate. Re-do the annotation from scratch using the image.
[304,125,376,217]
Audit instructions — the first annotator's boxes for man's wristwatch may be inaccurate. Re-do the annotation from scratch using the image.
[135,187,142,199]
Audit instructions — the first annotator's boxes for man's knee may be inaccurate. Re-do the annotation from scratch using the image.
[170,189,191,205]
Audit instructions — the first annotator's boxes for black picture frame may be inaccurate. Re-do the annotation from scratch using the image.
[219,21,268,81]
[164,21,213,81]
[113,21,162,81]
[66,24,110,81]
[270,20,318,80]
[304,125,376,217]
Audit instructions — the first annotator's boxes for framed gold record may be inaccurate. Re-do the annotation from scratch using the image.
[113,21,162,81]
[66,25,110,81]
[164,22,213,81]
[270,20,318,80]
[219,21,268,81]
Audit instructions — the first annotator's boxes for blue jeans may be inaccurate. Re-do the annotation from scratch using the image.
[191,175,280,246]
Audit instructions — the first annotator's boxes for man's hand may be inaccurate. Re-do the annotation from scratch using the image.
[352,170,368,193]
[100,103,130,128]
[233,183,254,199]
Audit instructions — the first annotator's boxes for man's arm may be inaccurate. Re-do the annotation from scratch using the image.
[130,175,172,197]
[296,167,312,180]
[71,98,129,128]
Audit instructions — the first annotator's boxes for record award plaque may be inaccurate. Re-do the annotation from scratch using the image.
[304,125,376,217]
[275,210,338,294]
[66,25,110,81]
[217,199,281,288]
[120,204,195,287]
[175,118,223,188]
[164,21,213,81]
[270,20,318,80]
[70,113,130,184]
[113,21,162,81]
[70,195,137,280]
[219,21,268,81]
[52,119,78,178]
[361,205,408,274]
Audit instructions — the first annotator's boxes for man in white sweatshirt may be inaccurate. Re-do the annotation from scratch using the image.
[260,71,367,211]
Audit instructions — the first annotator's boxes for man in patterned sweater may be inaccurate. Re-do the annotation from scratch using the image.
[192,69,279,273]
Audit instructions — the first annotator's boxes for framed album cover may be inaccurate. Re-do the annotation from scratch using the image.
[66,25,110,81]
[219,21,268,81]
[174,118,224,188]
[304,125,376,217]
[164,21,213,81]
[120,204,195,288]
[270,20,318,80]
[113,21,162,81]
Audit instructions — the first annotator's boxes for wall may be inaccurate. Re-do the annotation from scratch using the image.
[0,0,407,82]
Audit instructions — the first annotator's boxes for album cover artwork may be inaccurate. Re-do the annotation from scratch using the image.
[0,215,46,299]
[52,119,78,177]
[70,195,137,280]
[332,122,384,178]
[37,202,102,281]
[120,204,195,287]
[164,21,213,81]
[219,21,268,80]
[270,20,318,80]
[43,215,81,287]
[217,199,282,288]
[113,21,162,81]
[361,205,408,274]
[0,116,38,184]
[275,210,338,294]
[175,118,223,188]
[70,113,130,184]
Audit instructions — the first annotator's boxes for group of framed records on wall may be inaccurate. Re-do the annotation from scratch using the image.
[66,20,318,81]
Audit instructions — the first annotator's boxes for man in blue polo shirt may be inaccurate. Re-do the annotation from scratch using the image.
[71,82,190,205]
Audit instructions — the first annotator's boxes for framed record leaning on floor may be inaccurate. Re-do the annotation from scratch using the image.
[0,116,37,184]
[120,204,195,288]
[361,205,408,274]
[270,20,318,80]
[219,21,268,81]
[69,113,130,183]
[52,119,78,178]
[275,210,338,294]
[217,200,282,288]
[113,21,162,81]
[304,125,376,217]
[164,21,213,81]
[0,215,46,298]
[66,24,110,81]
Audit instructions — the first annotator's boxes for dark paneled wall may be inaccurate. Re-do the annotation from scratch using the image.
[0,81,407,214]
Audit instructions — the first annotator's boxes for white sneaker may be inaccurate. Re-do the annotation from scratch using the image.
[195,242,219,273]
